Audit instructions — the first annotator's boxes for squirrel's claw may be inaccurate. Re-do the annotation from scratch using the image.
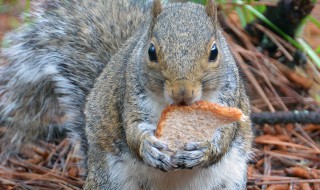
[171,150,205,169]
[183,141,210,151]
[148,135,171,151]
[171,141,216,169]
[140,134,176,171]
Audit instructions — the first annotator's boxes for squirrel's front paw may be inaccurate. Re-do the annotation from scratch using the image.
[139,133,177,172]
[171,141,218,169]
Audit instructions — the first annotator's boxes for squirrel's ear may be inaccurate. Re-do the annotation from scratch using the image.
[152,0,162,19]
[150,0,162,34]
[205,0,217,22]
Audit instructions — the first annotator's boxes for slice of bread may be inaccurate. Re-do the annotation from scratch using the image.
[155,101,247,152]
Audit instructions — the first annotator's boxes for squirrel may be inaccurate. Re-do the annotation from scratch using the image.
[0,0,253,189]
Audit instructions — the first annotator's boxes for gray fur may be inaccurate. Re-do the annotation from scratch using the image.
[0,0,150,158]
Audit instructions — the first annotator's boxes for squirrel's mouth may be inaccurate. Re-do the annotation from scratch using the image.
[173,99,196,106]
[177,101,188,106]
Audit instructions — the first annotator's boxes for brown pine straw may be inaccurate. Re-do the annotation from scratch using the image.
[224,8,320,189]
[0,137,84,189]
[0,5,320,190]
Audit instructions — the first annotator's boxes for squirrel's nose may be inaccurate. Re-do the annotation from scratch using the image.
[166,79,201,105]
[171,86,195,105]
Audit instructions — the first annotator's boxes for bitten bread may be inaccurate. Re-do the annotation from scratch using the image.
[155,101,247,151]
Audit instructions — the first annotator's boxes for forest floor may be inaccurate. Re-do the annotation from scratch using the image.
[0,1,319,190]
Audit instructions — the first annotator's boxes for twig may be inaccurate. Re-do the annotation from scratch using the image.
[255,179,320,185]
[251,111,320,125]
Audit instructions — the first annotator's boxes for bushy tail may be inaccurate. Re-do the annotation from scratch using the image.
[0,0,150,159]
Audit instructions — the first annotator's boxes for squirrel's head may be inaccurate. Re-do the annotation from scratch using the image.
[143,0,224,105]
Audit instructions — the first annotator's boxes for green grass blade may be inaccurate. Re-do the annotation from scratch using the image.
[235,0,320,69]
[232,0,247,27]
[295,17,308,37]
[307,15,320,28]
[25,0,31,12]
[242,3,301,48]
[192,0,207,5]
[297,38,320,69]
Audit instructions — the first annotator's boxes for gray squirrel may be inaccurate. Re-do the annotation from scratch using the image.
[0,0,253,189]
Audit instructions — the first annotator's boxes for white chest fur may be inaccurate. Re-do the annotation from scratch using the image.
[106,142,247,190]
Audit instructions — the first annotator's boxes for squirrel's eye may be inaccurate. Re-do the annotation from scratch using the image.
[209,43,218,62]
[148,43,158,62]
